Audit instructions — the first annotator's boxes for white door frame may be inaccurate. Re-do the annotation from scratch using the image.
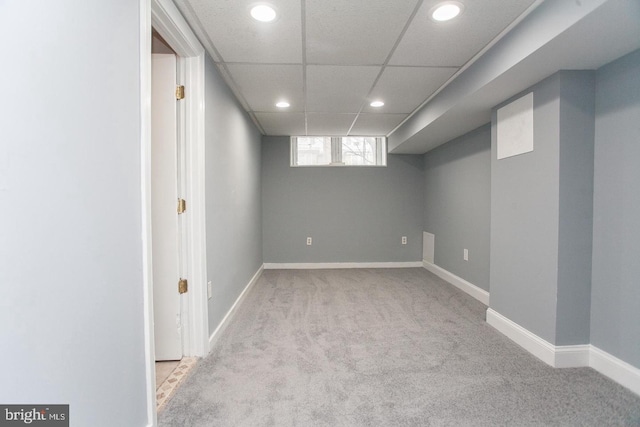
[140,0,208,424]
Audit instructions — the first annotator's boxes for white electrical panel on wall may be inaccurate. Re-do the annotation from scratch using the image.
[497,92,534,160]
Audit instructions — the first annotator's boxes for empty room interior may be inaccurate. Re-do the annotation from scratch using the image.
[2,0,640,426]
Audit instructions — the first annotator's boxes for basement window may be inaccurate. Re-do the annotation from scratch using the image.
[290,136,387,167]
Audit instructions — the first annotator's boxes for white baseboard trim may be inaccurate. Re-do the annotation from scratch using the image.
[263,261,424,270]
[486,308,591,368]
[422,261,490,305]
[590,345,640,396]
[208,264,264,352]
[487,308,640,396]
[486,308,560,366]
[554,344,591,368]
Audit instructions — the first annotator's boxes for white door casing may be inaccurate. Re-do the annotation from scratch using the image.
[141,0,209,423]
[152,0,208,360]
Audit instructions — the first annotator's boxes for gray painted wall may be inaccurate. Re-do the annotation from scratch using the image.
[423,125,491,291]
[490,74,562,344]
[556,71,595,345]
[591,49,640,368]
[262,136,424,263]
[490,71,595,346]
[204,55,263,334]
[0,2,148,425]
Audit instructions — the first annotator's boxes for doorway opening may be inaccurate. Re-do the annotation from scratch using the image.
[151,28,184,407]
[151,30,182,363]
[141,0,209,424]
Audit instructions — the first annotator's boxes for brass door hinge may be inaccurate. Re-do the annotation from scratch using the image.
[176,85,185,100]
[177,198,186,214]
[178,278,188,294]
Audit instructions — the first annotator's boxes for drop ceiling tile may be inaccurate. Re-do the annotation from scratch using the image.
[254,112,306,136]
[365,66,458,113]
[225,64,304,112]
[306,113,357,135]
[186,0,302,63]
[306,65,381,113]
[306,0,418,65]
[390,0,538,66]
[350,113,408,136]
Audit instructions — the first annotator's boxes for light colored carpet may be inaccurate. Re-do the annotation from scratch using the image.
[159,268,640,426]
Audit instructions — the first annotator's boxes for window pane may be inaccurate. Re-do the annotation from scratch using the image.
[291,136,386,167]
[341,137,377,166]
[294,137,332,166]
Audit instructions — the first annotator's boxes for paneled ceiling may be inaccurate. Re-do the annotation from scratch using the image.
[173,0,539,137]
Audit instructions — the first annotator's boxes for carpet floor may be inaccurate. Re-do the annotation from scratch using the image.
[159,268,640,426]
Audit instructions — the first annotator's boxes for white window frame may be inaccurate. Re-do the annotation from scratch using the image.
[290,136,387,167]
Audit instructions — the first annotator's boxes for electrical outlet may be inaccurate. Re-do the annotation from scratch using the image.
[401,236,407,245]
[307,237,312,246]
[207,281,212,299]
[463,249,469,261]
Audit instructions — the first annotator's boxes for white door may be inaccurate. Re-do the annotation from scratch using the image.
[151,53,182,361]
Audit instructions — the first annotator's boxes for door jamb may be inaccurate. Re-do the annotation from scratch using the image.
[140,0,208,424]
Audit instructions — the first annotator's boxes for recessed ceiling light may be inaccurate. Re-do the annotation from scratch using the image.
[370,100,385,108]
[250,4,277,22]
[276,101,290,108]
[430,1,464,22]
